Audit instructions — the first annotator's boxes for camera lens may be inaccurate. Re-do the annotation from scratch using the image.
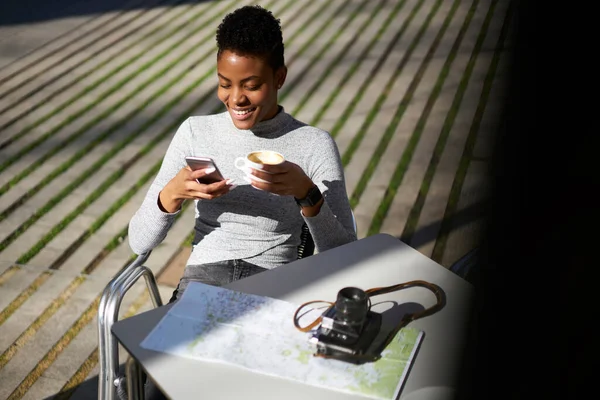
[335,287,369,326]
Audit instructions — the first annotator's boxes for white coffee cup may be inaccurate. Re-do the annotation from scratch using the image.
[234,151,285,183]
[235,150,285,169]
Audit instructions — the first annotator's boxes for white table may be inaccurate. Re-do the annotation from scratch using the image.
[112,233,474,400]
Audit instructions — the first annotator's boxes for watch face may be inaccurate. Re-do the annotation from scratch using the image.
[296,185,322,207]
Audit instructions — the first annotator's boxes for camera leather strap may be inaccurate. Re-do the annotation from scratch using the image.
[293,299,335,332]
[362,280,445,355]
[292,280,445,360]
[364,280,445,323]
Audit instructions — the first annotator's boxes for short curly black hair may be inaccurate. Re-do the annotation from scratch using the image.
[216,5,285,71]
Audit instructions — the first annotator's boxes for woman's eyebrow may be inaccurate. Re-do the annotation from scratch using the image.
[217,73,261,83]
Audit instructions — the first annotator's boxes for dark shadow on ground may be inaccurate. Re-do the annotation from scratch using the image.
[43,363,127,400]
[0,0,210,26]
[395,200,489,257]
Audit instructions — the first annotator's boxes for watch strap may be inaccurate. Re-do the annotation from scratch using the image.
[294,185,322,207]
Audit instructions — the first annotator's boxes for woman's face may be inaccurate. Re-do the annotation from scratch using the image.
[217,50,286,130]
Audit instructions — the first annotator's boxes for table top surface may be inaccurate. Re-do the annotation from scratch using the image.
[112,233,474,400]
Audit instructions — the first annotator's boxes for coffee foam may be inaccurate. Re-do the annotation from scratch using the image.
[248,151,284,165]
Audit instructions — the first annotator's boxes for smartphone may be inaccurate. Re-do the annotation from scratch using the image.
[185,156,225,184]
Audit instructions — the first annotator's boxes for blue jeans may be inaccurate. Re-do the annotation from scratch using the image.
[168,259,269,303]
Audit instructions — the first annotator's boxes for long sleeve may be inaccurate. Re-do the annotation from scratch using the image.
[301,132,357,252]
[127,119,192,254]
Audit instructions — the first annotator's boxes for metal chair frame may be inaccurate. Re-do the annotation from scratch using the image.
[97,251,161,400]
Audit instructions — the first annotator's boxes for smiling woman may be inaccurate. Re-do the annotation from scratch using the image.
[215,6,287,130]
[123,5,356,398]
[216,51,285,129]
[128,3,356,309]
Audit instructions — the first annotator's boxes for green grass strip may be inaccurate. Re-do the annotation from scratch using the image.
[14,163,159,265]
[177,193,200,247]
[0,270,52,326]
[274,0,323,46]
[80,226,130,275]
[183,229,196,247]
[309,0,411,127]
[398,0,493,243]
[327,0,429,140]
[0,265,19,285]
[347,0,451,210]
[0,0,201,139]
[0,1,231,178]
[278,0,356,102]
[5,296,101,400]
[0,276,85,368]
[80,195,193,275]
[0,196,193,378]
[53,348,98,400]
[50,162,165,268]
[431,1,513,263]
[289,0,380,115]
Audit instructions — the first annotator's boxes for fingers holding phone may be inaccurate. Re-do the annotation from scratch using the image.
[185,166,235,198]
[184,156,236,197]
[158,157,235,213]
[185,156,225,184]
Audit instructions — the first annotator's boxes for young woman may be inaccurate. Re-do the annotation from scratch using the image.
[128,5,356,302]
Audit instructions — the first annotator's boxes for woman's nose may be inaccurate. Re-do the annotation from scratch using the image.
[231,87,246,105]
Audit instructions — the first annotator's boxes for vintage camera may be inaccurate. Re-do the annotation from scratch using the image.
[309,287,382,364]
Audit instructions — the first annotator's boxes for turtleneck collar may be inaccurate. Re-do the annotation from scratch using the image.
[226,106,293,137]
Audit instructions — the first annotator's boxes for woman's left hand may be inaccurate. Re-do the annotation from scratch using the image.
[244,161,314,199]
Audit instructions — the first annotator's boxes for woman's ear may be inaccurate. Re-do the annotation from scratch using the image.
[275,66,287,89]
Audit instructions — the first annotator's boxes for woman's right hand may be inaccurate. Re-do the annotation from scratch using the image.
[158,166,235,213]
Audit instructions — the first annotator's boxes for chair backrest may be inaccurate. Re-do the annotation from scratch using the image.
[297,223,315,259]
[297,210,357,259]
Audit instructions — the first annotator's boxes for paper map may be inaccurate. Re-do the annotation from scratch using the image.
[140,282,423,399]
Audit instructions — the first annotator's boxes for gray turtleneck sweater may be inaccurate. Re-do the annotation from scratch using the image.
[128,107,357,269]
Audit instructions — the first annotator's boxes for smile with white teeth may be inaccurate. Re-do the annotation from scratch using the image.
[232,107,255,115]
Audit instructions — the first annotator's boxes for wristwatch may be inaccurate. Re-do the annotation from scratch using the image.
[294,185,323,207]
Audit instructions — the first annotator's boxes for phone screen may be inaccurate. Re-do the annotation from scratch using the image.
[185,156,225,184]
